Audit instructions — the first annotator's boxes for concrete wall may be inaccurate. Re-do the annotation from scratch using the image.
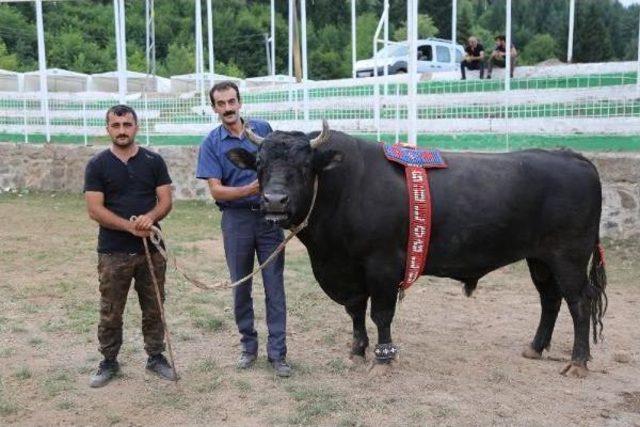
[0,143,638,239]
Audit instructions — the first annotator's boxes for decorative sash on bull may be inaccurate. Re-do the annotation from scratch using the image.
[382,143,447,293]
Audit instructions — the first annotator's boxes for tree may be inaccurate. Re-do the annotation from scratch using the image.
[393,14,439,41]
[520,33,558,65]
[159,43,195,76]
[573,0,614,63]
[215,60,245,78]
[0,39,18,70]
[457,1,474,45]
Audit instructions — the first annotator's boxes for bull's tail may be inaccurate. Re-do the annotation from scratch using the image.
[588,241,608,343]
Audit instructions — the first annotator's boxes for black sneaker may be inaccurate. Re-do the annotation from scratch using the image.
[270,359,292,378]
[146,354,177,381]
[89,359,119,388]
[236,352,257,369]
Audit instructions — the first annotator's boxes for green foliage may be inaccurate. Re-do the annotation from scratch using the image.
[355,12,379,60]
[469,25,493,51]
[520,34,558,65]
[0,39,18,70]
[393,14,439,41]
[159,43,194,77]
[574,0,614,63]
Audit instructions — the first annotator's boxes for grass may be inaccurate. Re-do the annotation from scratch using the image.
[0,377,18,416]
[286,384,346,425]
[326,358,348,374]
[233,379,252,393]
[13,367,32,380]
[41,371,75,398]
[185,305,227,333]
[0,348,15,358]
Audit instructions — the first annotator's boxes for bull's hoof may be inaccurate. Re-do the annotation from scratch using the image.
[561,362,588,378]
[368,360,394,378]
[522,345,542,360]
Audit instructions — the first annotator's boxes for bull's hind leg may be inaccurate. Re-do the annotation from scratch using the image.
[523,258,562,359]
[551,256,592,378]
[345,298,369,361]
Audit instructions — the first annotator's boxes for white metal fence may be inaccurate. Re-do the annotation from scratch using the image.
[0,65,639,149]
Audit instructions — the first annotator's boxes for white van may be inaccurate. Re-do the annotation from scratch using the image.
[355,37,464,77]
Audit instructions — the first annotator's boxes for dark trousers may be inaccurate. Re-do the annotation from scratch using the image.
[97,252,166,361]
[221,209,286,361]
[488,56,516,78]
[460,60,485,79]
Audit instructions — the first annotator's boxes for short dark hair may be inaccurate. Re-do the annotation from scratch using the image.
[495,35,506,42]
[106,104,138,124]
[209,81,241,105]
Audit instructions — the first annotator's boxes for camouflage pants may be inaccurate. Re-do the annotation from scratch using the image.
[97,252,166,360]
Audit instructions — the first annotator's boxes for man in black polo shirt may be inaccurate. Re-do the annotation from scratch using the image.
[460,36,485,80]
[84,105,175,387]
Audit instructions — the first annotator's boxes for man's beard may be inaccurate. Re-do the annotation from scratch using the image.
[112,135,134,147]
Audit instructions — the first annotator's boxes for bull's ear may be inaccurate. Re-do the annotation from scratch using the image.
[226,148,257,170]
[312,150,343,172]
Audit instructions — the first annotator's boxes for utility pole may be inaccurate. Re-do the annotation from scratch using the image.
[145,0,156,75]
[292,0,302,82]
[264,33,273,75]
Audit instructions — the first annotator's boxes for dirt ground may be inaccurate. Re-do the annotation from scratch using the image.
[1,191,639,426]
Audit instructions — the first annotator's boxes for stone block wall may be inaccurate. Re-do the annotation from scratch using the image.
[0,143,638,239]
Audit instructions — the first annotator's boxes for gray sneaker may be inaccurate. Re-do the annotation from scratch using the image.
[146,354,177,381]
[236,352,257,369]
[89,359,119,388]
[271,359,292,378]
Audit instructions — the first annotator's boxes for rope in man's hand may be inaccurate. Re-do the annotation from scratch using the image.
[131,216,179,383]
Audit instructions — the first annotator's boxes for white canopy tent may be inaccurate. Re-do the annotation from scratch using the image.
[245,74,297,87]
[22,68,90,92]
[90,71,170,93]
[0,69,21,92]
[170,72,241,94]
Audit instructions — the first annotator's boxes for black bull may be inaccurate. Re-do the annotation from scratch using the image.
[227,124,607,377]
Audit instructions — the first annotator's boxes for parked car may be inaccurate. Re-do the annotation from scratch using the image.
[355,37,464,77]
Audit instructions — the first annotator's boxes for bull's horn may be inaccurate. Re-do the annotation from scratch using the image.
[244,126,264,145]
[309,119,330,149]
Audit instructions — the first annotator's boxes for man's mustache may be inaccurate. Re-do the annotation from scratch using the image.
[223,111,235,117]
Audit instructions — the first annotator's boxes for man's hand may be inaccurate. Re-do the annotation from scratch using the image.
[128,221,152,238]
[246,179,260,196]
[133,214,154,231]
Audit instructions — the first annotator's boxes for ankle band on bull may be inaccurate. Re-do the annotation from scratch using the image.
[374,343,398,361]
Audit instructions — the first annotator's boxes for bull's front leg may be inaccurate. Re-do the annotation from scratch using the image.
[370,293,399,365]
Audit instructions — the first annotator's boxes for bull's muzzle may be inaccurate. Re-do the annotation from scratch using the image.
[262,192,289,213]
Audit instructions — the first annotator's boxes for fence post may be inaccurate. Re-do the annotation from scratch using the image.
[144,92,150,146]
[18,75,28,144]
[82,99,88,146]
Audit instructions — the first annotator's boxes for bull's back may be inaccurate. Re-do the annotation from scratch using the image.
[425,149,602,277]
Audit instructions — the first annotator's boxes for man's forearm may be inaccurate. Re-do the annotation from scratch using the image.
[210,183,255,201]
[144,199,172,223]
[88,204,134,233]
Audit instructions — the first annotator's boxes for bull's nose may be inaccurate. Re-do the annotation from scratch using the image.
[263,192,289,211]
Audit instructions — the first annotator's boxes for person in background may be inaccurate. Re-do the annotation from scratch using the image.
[460,36,485,80]
[487,34,517,79]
